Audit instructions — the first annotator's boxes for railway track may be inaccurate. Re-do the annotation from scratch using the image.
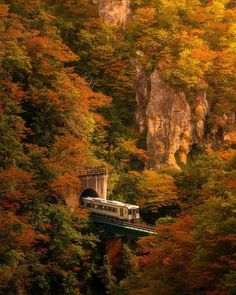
[90,214,158,235]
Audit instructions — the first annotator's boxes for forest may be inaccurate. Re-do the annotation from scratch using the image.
[0,0,235,294]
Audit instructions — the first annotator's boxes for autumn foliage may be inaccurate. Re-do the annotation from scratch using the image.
[0,0,236,294]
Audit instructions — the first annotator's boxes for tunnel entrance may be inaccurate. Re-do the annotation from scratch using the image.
[80,188,99,199]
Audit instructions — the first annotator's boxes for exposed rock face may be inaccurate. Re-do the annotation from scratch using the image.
[208,112,236,147]
[99,0,131,28]
[194,94,209,141]
[136,70,209,170]
[145,70,192,169]
[135,63,150,133]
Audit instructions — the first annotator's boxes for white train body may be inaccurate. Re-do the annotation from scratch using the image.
[82,197,139,222]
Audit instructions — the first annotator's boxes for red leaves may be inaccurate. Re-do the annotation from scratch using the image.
[50,172,81,199]
[0,166,33,209]
[0,211,36,248]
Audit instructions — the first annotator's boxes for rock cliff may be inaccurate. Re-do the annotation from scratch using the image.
[135,62,150,134]
[98,1,235,169]
[137,70,209,170]
[99,0,131,28]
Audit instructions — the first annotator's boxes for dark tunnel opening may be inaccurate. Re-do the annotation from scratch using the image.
[80,188,99,199]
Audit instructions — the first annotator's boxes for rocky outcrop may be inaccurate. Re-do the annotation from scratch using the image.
[99,0,131,28]
[136,70,209,170]
[207,112,236,147]
[194,94,209,141]
[135,62,150,133]
[145,70,192,169]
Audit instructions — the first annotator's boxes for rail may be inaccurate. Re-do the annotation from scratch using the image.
[90,214,158,235]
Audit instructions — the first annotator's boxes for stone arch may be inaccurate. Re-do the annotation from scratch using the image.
[79,173,108,200]
[65,168,109,211]
[79,188,99,199]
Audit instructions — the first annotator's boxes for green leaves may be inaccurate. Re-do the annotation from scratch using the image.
[1,41,31,74]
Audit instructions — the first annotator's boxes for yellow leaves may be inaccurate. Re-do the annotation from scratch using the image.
[138,170,177,195]
[128,170,179,209]
[116,138,148,162]
[205,0,226,22]
[131,7,157,27]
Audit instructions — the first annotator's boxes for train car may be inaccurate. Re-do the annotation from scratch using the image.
[82,197,139,222]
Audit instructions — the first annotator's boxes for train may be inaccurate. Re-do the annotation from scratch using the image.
[82,197,140,222]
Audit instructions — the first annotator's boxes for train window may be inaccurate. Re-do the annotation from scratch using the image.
[120,208,124,217]
[128,209,132,215]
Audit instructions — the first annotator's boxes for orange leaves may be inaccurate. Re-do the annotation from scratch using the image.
[116,138,148,163]
[25,36,78,64]
[0,166,33,204]
[0,9,28,41]
[45,134,99,199]
[219,150,236,162]
[0,4,9,17]
[66,72,111,110]
[191,47,216,63]
[50,172,81,199]
[84,18,103,31]
[131,7,157,27]
[0,211,36,249]
[48,134,94,168]
[131,215,195,290]
[1,79,26,104]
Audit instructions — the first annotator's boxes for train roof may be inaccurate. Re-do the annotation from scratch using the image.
[83,197,139,209]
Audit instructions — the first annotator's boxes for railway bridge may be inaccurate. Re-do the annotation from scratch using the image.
[65,166,157,236]
[91,214,158,236]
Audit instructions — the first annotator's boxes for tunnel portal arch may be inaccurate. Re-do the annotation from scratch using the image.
[79,188,99,199]
[65,167,108,211]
